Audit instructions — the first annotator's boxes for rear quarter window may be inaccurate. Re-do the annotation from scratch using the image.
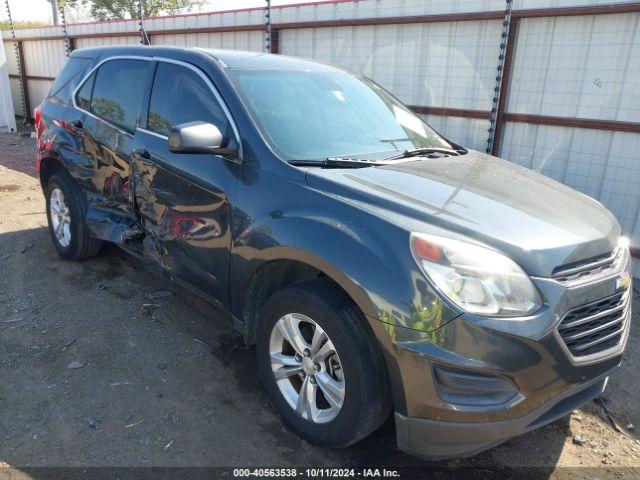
[76,71,95,111]
[48,57,94,105]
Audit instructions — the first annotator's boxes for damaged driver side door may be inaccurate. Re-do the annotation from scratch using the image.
[132,60,241,310]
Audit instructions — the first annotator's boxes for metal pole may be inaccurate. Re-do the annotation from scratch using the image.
[491,17,519,157]
[486,0,513,154]
[138,0,150,45]
[265,0,272,53]
[4,0,29,124]
[50,0,59,26]
[59,2,71,56]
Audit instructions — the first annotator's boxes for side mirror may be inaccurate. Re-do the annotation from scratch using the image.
[168,121,237,158]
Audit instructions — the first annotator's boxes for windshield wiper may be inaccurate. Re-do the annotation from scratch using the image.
[289,147,467,167]
[385,147,465,160]
[289,157,381,168]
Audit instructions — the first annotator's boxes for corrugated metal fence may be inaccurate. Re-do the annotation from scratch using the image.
[2,0,639,273]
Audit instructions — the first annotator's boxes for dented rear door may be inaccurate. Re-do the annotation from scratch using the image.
[72,58,152,242]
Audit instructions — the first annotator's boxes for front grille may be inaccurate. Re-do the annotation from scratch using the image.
[552,248,623,284]
[558,288,631,358]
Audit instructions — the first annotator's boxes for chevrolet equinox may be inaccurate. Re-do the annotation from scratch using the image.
[35,46,632,459]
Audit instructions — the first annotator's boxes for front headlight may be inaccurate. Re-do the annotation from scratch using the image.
[410,233,542,317]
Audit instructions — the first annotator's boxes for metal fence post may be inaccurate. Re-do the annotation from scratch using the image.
[491,17,519,157]
[487,0,515,156]
[16,40,31,121]
[4,0,30,122]
[138,0,150,45]
[265,0,272,53]
[59,3,71,57]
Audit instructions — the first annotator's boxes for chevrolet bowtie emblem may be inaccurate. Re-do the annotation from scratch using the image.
[616,272,631,290]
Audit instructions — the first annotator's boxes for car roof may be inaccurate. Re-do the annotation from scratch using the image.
[70,45,343,72]
[196,48,342,71]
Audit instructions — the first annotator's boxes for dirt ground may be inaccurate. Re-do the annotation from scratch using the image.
[0,125,639,479]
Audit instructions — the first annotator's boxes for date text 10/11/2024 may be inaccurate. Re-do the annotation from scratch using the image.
[232,468,401,478]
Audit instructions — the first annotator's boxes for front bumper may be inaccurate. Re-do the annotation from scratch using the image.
[368,250,632,460]
[395,374,609,459]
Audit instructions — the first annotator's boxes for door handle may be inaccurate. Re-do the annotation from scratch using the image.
[69,119,83,131]
[135,148,154,166]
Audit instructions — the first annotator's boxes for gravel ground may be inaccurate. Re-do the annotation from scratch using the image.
[0,124,639,479]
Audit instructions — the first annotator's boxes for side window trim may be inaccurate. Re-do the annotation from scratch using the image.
[72,55,152,137]
[138,57,243,161]
[138,60,158,135]
[72,55,242,161]
[75,71,96,111]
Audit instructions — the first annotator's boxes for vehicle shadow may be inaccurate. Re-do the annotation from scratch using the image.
[0,225,627,479]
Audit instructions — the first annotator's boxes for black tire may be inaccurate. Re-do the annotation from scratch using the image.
[256,279,391,448]
[45,172,102,260]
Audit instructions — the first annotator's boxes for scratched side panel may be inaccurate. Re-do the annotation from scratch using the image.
[75,114,141,242]
[133,131,241,308]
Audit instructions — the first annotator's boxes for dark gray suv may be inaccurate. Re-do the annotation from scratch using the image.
[35,46,632,459]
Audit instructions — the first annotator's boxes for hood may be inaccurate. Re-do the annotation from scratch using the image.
[304,150,620,277]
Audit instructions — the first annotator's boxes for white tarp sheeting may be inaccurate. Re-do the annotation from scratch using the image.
[0,39,16,133]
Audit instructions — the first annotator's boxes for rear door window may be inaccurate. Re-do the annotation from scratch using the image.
[147,62,229,138]
[89,59,148,133]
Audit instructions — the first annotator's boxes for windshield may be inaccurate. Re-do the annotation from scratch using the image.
[227,68,452,161]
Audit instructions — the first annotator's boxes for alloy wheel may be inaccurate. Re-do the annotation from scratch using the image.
[50,188,71,247]
[269,313,345,423]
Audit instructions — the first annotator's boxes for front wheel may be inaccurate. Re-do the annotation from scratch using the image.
[45,173,102,260]
[256,279,391,448]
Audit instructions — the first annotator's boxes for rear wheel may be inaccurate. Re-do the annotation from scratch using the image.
[45,173,102,260]
[256,279,391,447]
[49,187,72,248]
